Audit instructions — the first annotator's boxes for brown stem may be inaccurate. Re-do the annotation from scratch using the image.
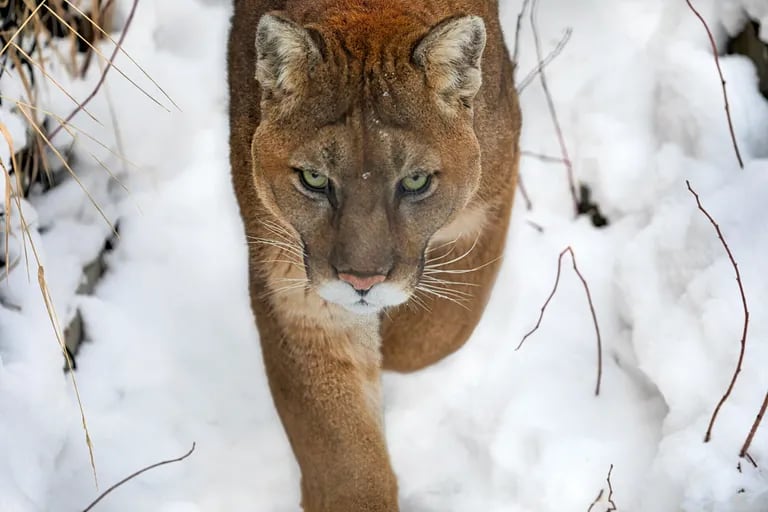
[49,0,139,141]
[516,246,603,396]
[80,443,196,512]
[740,390,768,460]
[521,150,567,164]
[686,181,750,443]
[586,464,617,511]
[586,489,604,512]
[517,172,533,211]
[512,0,532,64]
[684,0,744,169]
[517,28,572,93]
[606,464,617,511]
[529,0,580,215]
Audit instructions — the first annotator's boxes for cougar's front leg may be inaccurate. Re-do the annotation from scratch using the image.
[254,294,398,512]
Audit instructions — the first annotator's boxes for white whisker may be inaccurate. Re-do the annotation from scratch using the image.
[424,234,481,269]
[415,285,471,310]
[423,255,502,275]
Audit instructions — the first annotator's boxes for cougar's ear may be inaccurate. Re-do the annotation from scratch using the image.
[413,15,486,109]
[255,13,321,98]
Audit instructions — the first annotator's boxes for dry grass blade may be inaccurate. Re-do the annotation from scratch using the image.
[10,41,102,126]
[38,265,98,487]
[687,181,750,443]
[0,159,12,282]
[0,125,15,280]
[684,0,744,169]
[50,0,150,141]
[516,246,603,396]
[0,123,32,277]
[80,442,196,512]
[42,3,171,117]
[63,0,181,111]
[0,0,48,58]
[6,96,140,170]
[11,100,135,195]
[17,104,118,236]
[5,115,98,479]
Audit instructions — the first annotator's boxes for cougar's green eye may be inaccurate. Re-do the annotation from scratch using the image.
[399,173,431,195]
[299,170,329,192]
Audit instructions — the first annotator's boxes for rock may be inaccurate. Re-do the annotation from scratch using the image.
[728,20,768,99]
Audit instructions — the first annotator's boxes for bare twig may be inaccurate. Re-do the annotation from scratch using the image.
[81,443,196,512]
[526,220,544,233]
[42,3,167,113]
[740,390,768,460]
[586,489,604,512]
[63,0,179,111]
[521,150,567,164]
[49,0,141,141]
[684,0,744,169]
[516,246,603,396]
[586,465,617,512]
[530,0,579,214]
[686,181,750,442]
[517,172,532,210]
[606,464,617,511]
[512,0,532,64]
[517,28,572,93]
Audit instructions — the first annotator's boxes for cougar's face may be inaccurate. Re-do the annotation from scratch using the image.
[250,13,485,314]
[253,109,480,315]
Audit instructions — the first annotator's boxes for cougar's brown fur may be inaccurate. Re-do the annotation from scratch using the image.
[228,1,520,509]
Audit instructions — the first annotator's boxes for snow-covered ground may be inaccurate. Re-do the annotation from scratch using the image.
[1,0,768,510]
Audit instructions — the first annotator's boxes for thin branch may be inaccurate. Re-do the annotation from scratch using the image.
[586,464,617,511]
[517,172,532,210]
[512,0,531,64]
[586,489,604,512]
[740,390,768,460]
[62,0,179,111]
[81,443,196,512]
[517,28,572,93]
[516,246,603,396]
[684,0,744,169]
[530,0,579,214]
[42,3,167,113]
[521,150,567,164]
[606,464,617,511]
[49,0,141,141]
[686,181,750,443]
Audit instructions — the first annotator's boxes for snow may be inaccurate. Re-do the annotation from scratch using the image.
[0,0,767,510]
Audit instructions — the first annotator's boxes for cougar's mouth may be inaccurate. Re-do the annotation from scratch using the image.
[316,279,410,315]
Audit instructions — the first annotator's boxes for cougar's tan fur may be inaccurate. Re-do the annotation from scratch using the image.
[228,1,520,509]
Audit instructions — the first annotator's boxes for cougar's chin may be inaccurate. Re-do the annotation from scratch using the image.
[316,280,411,315]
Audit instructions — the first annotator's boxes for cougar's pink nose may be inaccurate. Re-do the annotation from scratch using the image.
[338,273,387,292]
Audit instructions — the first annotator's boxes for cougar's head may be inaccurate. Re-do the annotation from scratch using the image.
[250,11,486,315]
